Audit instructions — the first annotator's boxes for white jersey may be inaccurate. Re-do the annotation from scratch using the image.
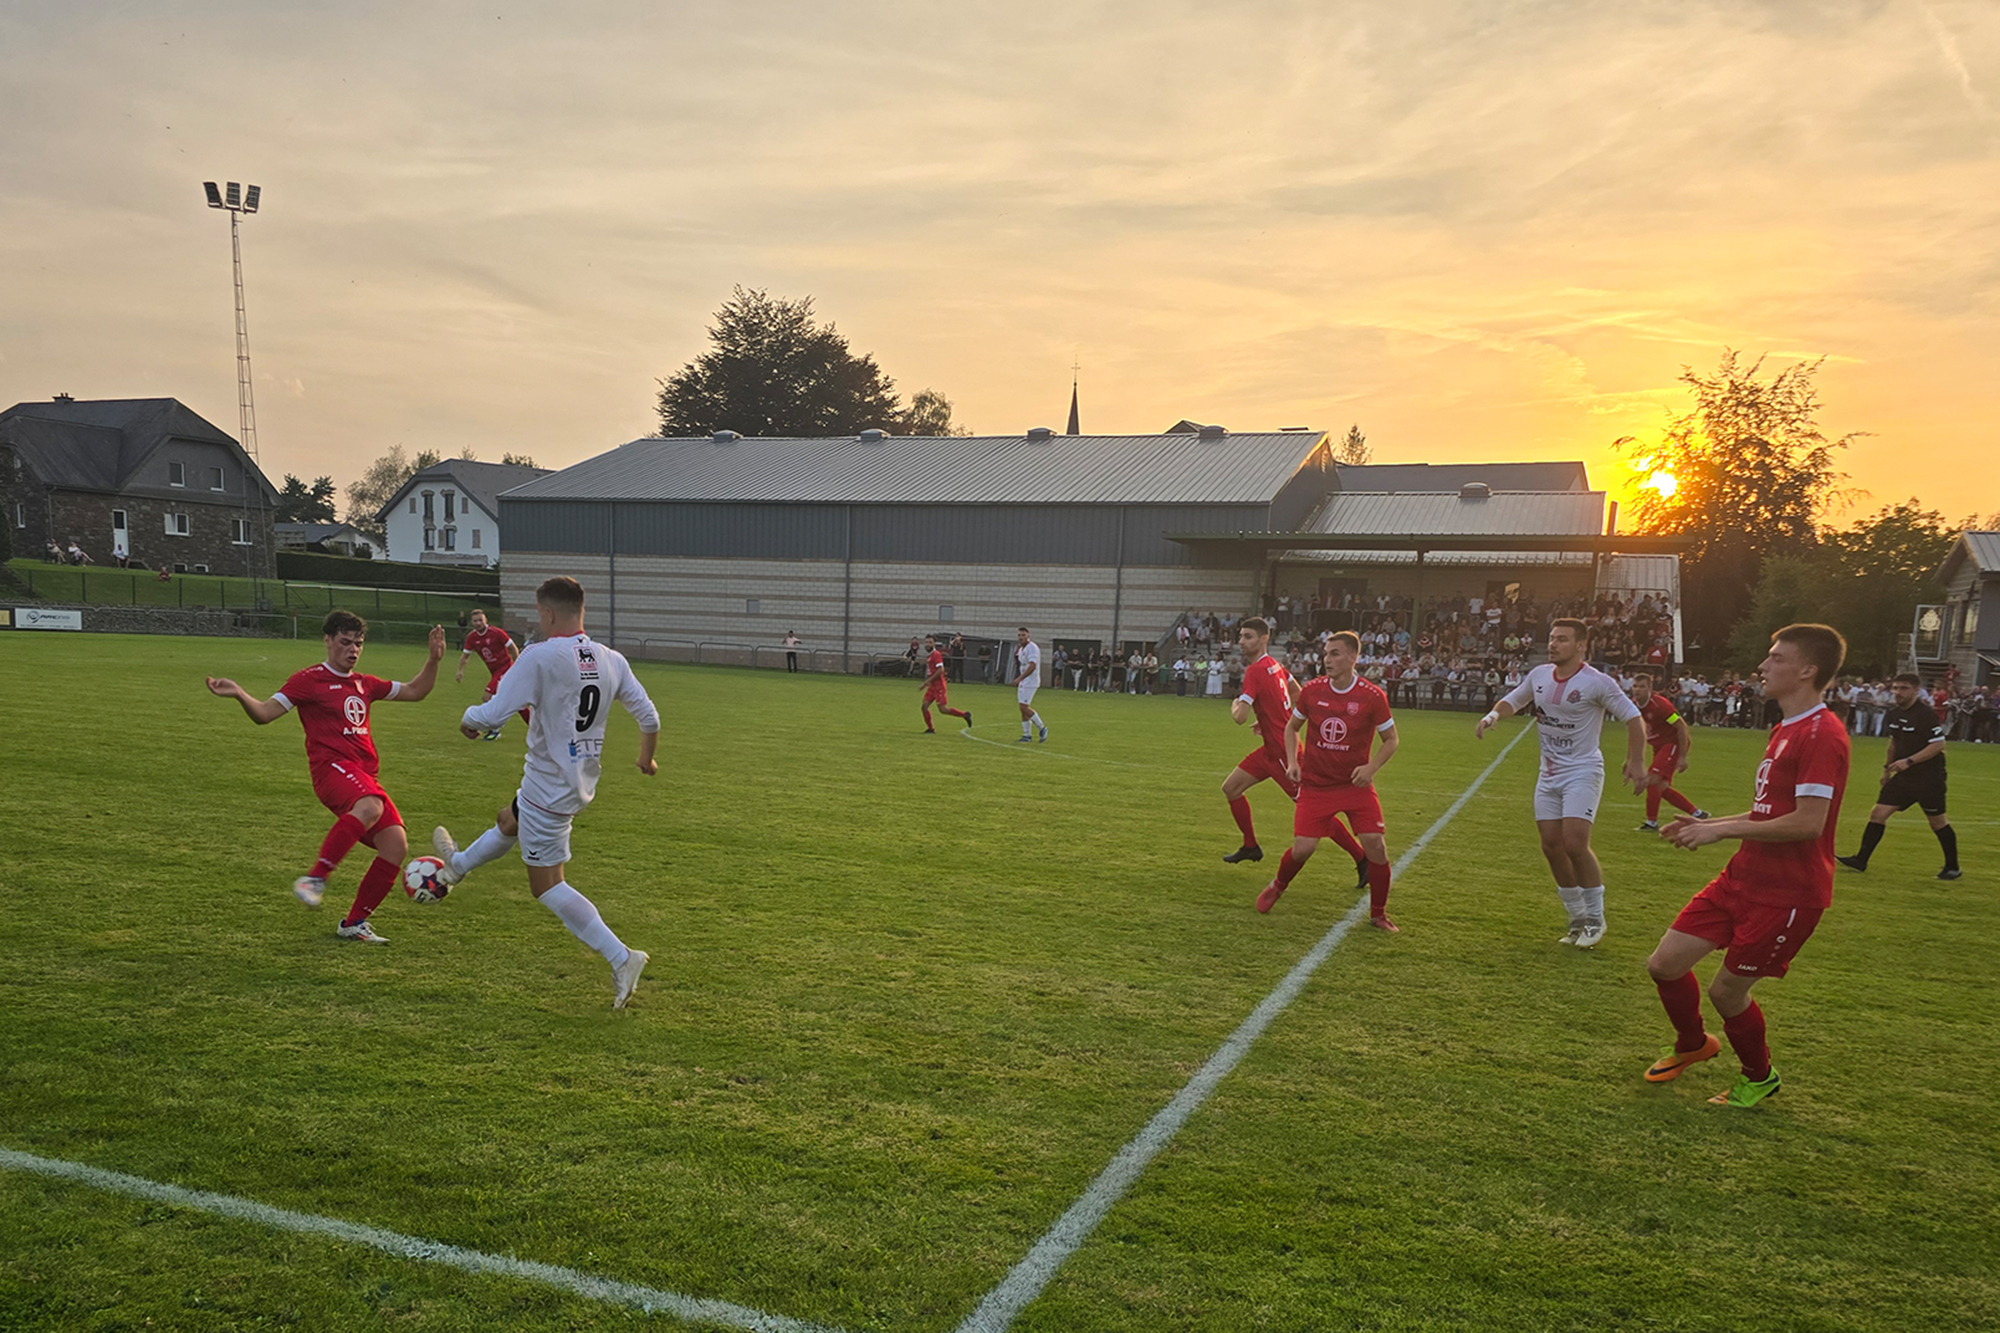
[1501,661,1639,775]
[1015,641,1041,688]
[463,633,660,816]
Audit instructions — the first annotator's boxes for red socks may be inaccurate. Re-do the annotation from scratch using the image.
[1654,972,1707,1051]
[1663,788,1697,815]
[1324,820,1365,861]
[1722,1001,1771,1080]
[310,813,368,880]
[1645,786,1663,822]
[1367,859,1391,915]
[1649,786,1697,820]
[922,705,934,728]
[1272,849,1303,889]
[341,857,400,928]
[1228,796,1257,845]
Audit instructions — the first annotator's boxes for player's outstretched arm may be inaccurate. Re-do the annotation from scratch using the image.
[1475,699,1517,739]
[395,626,450,702]
[1666,797,1829,850]
[463,649,538,735]
[205,676,287,725]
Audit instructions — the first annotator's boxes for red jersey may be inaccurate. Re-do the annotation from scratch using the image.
[1237,653,1294,763]
[1639,694,1684,752]
[273,663,399,776]
[1725,704,1850,909]
[926,649,947,682]
[463,625,516,680]
[1291,675,1394,787]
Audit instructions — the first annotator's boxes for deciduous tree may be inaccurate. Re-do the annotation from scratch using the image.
[344,446,441,544]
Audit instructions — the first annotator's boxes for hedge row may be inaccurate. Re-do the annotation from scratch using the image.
[275,550,500,594]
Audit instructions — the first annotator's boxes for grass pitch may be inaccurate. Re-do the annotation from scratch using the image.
[1,633,1995,1332]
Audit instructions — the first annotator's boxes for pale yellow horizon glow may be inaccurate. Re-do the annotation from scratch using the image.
[2,2,1996,525]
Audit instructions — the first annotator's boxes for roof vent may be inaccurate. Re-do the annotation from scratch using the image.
[710,429,740,443]
[1026,426,1054,441]
[53,392,74,402]
[1198,423,1227,440]
[857,428,887,443]
[1459,481,1491,500]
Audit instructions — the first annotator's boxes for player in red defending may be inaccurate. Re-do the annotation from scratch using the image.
[1257,631,1401,929]
[920,634,971,733]
[1632,672,1710,831]
[1220,616,1368,887]
[206,611,447,944]
[457,608,528,740]
[1643,624,1850,1109]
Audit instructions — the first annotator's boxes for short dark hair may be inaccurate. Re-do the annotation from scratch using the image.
[1239,616,1270,636]
[1550,617,1589,641]
[469,607,489,620]
[1018,626,1030,635]
[1893,671,1921,688]
[1772,623,1847,690]
[536,576,585,614]
[323,610,367,640]
[1328,630,1360,654]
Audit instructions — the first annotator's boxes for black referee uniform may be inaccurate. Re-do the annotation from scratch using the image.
[1839,697,1960,879]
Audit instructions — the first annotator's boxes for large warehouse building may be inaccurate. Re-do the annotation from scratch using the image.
[497,428,1676,669]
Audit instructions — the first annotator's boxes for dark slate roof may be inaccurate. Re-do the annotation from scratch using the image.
[377,459,553,523]
[504,432,1330,506]
[0,397,276,501]
[1335,461,1590,492]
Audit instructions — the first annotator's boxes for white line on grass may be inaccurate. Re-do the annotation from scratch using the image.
[0,1147,847,1333]
[954,725,1534,1333]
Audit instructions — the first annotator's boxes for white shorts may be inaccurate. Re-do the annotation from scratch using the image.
[1533,767,1604,823]
[515,792,575,867]
[1017,682,1039,706]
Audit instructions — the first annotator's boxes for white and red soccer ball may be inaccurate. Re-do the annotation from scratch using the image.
[403,856,450,904]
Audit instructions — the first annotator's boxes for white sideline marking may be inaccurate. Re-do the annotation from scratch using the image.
[0,1147,845,1333]
[954,726,1534,1333]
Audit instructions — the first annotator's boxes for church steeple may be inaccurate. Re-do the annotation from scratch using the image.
[1066,356,1080,435]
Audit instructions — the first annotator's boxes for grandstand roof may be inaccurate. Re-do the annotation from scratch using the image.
[501,431,1331,507]
[1335,461,1589,492]
[1299,491,1605,538]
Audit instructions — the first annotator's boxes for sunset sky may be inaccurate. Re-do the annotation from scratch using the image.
[3,1,1996,525]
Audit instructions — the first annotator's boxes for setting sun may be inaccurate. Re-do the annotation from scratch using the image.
[1645,470,1678,499]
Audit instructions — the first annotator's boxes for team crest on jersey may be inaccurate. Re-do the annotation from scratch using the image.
[1346,700,1360,714]
[1754,758,1773,803]
[1319,716,1350,746]
[1568,689,1582,703]
[576,645,600,680]
[342,695,368,728]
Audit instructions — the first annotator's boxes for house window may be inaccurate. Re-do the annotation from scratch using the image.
[471,529,482,549]
[1964,600,1981,646]
[443,491,455,522]
[172,562,188,573]
[14,503,25,529]
[422,491,434,522]
[164,513,190,537]
[193,563,209,574]
[408,496,417,514]
[745,598,761,616]
[231,519,252,545]
[423,527,435,551]
[939,604,954,622]
[112,509,127,530]
[169,461,186,487]
[441,527,456,551]
[210,466,226,492]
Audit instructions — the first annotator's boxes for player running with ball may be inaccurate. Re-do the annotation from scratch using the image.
[1475,618,1647,947]
[1643,624,1850,1108]
[431,577,660,1009]
[205,611,447,944]
[1256,631,1401,929]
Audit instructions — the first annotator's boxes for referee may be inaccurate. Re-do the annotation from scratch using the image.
[1837,673,1961,880]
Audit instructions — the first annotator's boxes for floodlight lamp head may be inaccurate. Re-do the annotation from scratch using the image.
[203,181,223,208]
[225,182,241,208]
[243,185,261,213]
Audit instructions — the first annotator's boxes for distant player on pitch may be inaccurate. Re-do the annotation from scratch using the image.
[920,634,971,733]
[1257,631,1401,930]
[1013,627,1047,742]
[431,577,660,1009]
[1475,617,1647,947]
[1221,616,1369,886]
[205,611,447,944]
[1836,672,1960,880]
[1643,624,1850,1108]
[1632,672,1710,831]
[456,607,528,740]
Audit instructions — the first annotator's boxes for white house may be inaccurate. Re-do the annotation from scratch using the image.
[376,459,549,568]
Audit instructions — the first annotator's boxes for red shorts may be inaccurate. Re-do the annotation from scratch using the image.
[1294,783,1386,839]
[309,761,404,830]
[1649,746,1682,781]
[1670,872,1823,979]
[1236,748,1300,799]
[923,681,950,704]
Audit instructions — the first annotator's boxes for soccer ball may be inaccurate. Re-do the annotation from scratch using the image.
[403,856,451,904]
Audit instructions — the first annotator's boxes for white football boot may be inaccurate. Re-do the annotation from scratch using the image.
[431,826,463,885]
[612,950,650,1010]
[293,875,326,908]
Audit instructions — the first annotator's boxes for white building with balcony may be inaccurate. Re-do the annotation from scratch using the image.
[377,459,549,568]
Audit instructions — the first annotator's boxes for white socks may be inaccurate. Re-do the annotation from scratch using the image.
[1557,885,1587,923]
[450,824,517,879]
[1021,711,1043,737]
[1580,885,1606,922]
[539,883,630,967]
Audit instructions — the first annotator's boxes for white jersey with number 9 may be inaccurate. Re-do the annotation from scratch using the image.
[461,632,660,815]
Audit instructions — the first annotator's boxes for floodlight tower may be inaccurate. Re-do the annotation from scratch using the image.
[203,181,263,464]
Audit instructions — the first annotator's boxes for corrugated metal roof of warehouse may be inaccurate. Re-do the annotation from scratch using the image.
[1300,491,1606,537]
[1281,549,1594,567]
[499,432,1328,506]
